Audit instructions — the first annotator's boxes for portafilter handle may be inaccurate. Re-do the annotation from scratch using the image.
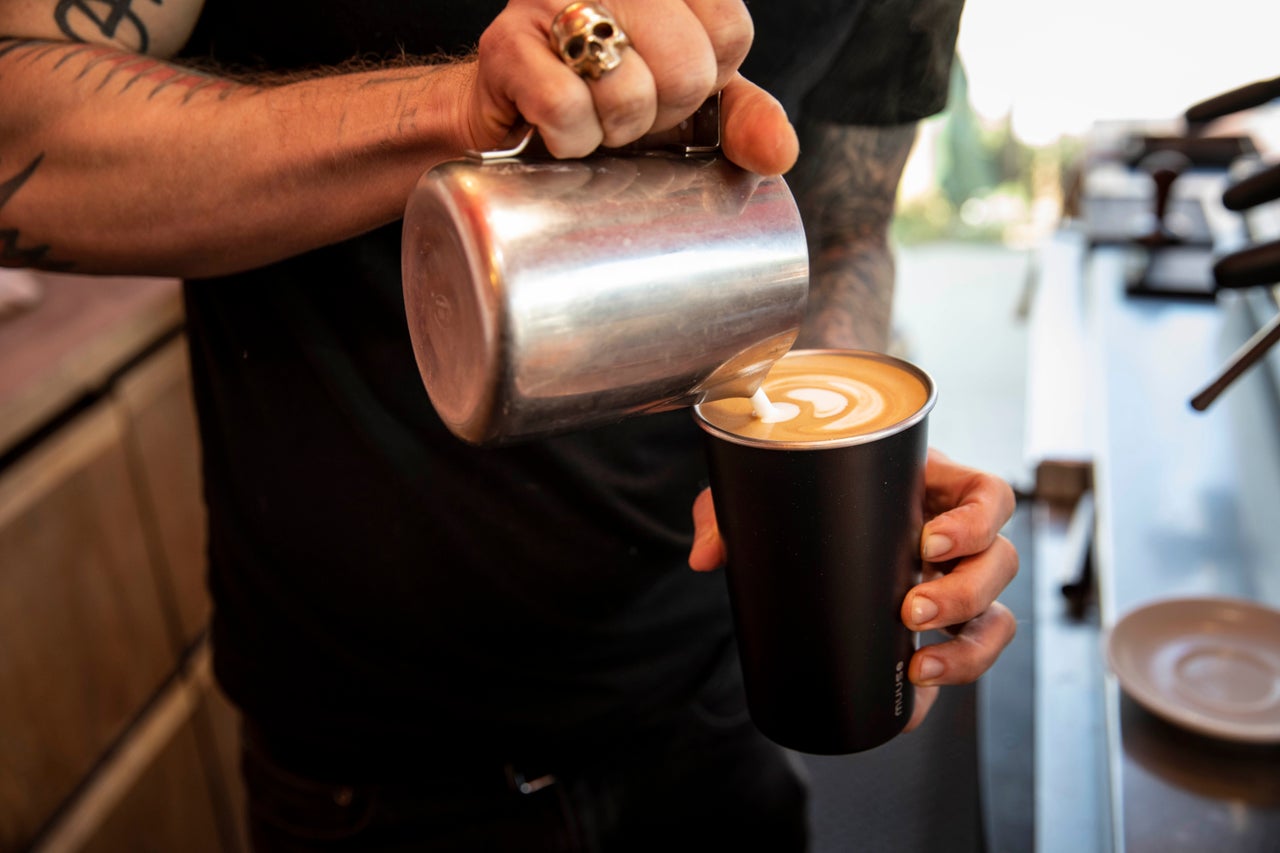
[1214,239,1280,291]
[1185,75,1280,131]
[1222,162,1280,212]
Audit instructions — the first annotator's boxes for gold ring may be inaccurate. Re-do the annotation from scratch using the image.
[550,1,630,80]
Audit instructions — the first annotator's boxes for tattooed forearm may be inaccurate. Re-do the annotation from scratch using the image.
[0,38,249,103]
[55,0,163,54]
[0,154,72,270]
[787,121,918,352]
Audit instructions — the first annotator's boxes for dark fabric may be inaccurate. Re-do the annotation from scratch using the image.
[178,0,964,787]
[183,0,508,71]
[240,661,808,852]
[742,0,964,124]
[181,233,719,769]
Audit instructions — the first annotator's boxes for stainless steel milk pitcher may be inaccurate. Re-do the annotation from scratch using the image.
[401,102,809,445]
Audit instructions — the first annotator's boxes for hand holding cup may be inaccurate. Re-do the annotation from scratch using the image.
[690,364,1018,746]
[898,449,1019,731]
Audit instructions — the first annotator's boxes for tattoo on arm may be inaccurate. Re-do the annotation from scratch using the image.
[0,37,250,102]
[0,154,72,270]
[0,34,262,272]
[55,0,163,54]
[788,122,918,352]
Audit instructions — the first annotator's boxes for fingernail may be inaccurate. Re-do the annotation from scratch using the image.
[911,595,939,626]
[917,656,945,682]
[922,534,953,560]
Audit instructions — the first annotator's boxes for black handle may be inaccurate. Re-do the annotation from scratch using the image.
[1223,162,1280,212]
[1191,311,1280,411]
[1214,239,1280,290]
[1185,76,1280,126]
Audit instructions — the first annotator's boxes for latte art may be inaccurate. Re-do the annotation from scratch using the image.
[749,387,794,423]
[763,373,889,435]
[697,350,932,446]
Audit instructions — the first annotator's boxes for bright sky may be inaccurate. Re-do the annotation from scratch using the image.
[956,0,1280,145]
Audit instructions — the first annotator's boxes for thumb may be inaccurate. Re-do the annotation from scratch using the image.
[719,74,799,176]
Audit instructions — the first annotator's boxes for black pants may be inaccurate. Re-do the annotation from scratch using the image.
[240,690,809,851]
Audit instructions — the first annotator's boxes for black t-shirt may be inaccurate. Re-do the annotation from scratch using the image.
[180,0,961,772]
[743,0,962,124]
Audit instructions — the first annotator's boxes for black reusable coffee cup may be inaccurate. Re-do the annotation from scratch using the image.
[693,351,935,754]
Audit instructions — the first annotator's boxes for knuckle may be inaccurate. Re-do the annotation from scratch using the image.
[547,133,603,160]
[948,584,982,621]
[995,535,1020,575]
[657,59,716,112]
[475,21,513,60]
[600,94,655,144]
[529,84,591,131]
[993,601,1019,642]
[707,12,753,69]
[931,602,1019,684]
[954,637,994,683]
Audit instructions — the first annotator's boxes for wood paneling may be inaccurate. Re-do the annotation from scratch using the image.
[77,720,225,853]
[34,649,241,853]
[0,402,175,850]
[114,339,209,649]
[0,273,245,850]
[198,682,250,853]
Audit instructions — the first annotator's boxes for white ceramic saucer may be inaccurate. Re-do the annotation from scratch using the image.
[1106,596,1280,743]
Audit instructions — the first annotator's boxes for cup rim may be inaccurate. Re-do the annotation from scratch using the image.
[691,348,937,450]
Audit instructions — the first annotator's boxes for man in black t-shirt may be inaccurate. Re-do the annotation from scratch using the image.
[0,1,1018,849]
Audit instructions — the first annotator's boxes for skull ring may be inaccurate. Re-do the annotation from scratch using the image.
[550,1,631,80]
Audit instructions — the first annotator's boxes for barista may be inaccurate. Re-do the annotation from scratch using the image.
[0,0,1015,848]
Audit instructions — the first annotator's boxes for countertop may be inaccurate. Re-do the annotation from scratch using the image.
[0,270,183,456]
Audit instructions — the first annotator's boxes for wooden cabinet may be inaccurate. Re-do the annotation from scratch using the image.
[34,651,249,853]
[0,273,246,852]
[79,715,226,853]
[0,402,176,850]
[114,338,211,652]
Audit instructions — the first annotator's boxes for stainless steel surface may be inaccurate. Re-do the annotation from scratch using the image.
[1030,108,1280,851]
[1033,498,1114,853]
[402,151,808,445]
[1086,246,1280,853]
[1027,227,1280,853]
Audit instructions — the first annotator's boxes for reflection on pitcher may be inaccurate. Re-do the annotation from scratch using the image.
[402,148,806,446]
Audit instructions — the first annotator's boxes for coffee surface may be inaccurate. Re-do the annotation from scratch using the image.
[697,351,929,443]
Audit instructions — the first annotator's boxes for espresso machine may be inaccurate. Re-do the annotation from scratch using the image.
[1075,75,1280,410]
[1179,76,1280,409]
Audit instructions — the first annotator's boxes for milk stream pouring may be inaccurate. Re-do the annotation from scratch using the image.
[400,98,809,445]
